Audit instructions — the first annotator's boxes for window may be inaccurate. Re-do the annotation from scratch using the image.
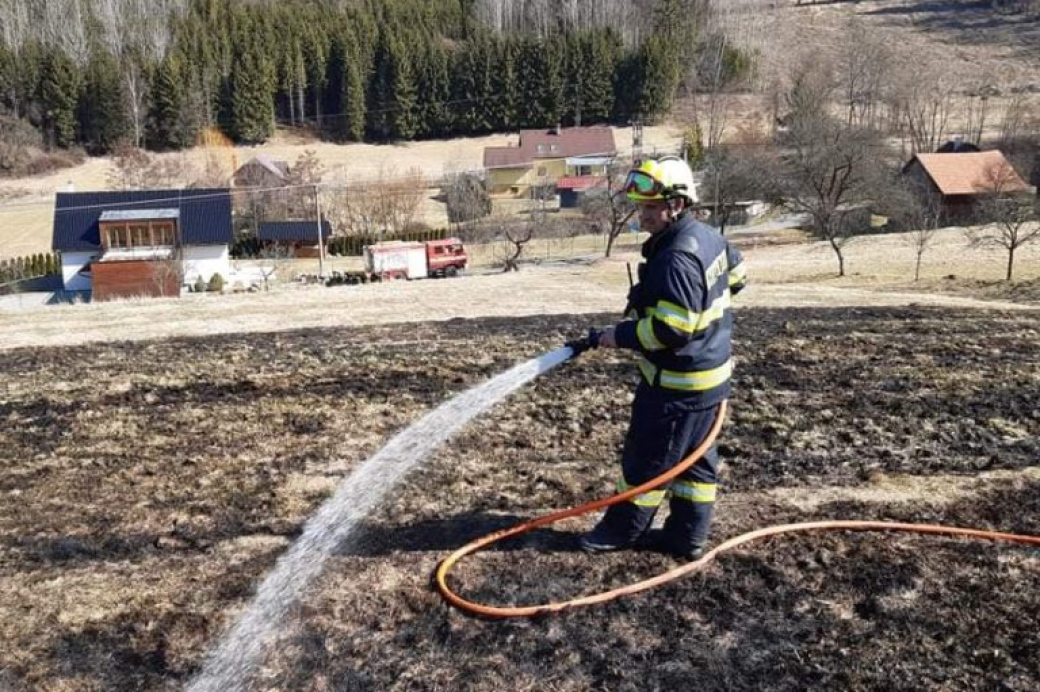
[130,224,150,247]
[152,222,176,246]
[537,166,547,177]
[105,224,127,248]
[537,144,546,154]
[549,144,559,153]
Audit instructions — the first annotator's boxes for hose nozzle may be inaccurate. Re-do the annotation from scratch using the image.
[565,328,601,357]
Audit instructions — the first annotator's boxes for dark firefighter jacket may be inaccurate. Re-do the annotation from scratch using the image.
[614,212,748,409]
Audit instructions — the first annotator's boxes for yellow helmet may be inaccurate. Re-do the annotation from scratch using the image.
[624,156,698,204]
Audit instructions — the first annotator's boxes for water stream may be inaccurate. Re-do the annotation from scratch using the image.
[188,346,575,691]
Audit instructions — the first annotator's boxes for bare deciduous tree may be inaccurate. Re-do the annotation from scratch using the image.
[887,176,944,281]
[890,61,955,156]
[325,168,427,237]
[968,161,1040,281]
[107,146,193,190]
[442,171,492,229]
[700,144,775,234]
[770,117,888,277]
[106,144,152,190]
[151,252,183,296]
[581,158,635,257]
[0,113,41,175]
[839,18,893,132]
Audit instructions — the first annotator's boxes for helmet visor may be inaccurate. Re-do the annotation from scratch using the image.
[624,170,666,201]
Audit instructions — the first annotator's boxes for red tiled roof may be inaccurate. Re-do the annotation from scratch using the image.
[913,151,1031,196]
[556,176,607,190]
[484,127,617,170]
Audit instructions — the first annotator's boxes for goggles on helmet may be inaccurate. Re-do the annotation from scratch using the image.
[624,170,668,201]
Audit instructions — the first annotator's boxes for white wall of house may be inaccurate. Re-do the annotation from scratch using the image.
[60,251,98,292]
[182,245,231,285]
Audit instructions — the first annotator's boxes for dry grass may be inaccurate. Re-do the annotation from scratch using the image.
[2,226,1038,351]
[0,126,682,260]
[2,306,1037,691]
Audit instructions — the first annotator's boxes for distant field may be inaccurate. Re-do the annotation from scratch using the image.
[0,125,683,261]
[2,226,1037,351]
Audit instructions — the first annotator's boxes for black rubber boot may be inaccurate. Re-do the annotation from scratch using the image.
[656,499,714,559]
[579,503,656,553]
[640,529,705,561]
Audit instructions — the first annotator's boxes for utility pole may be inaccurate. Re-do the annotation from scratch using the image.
[314,183,325,278]
[632,117,644,165]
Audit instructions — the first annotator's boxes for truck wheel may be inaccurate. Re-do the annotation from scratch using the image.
[446,267,458,278]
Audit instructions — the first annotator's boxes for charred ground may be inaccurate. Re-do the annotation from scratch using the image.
[1,306,1038,691]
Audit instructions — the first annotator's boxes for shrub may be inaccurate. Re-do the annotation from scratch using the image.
[193,276,207,293]
[207,273,225,293]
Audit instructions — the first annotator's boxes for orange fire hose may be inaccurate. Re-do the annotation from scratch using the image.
[435,400,1040,619]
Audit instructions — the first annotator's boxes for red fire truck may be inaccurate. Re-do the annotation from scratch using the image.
[360,238,468,281]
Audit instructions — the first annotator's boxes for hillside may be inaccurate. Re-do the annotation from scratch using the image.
[3,0,1040,260]
[0,124,682,261]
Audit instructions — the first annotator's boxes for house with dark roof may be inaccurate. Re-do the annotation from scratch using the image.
[902,151,1033,223]
[52,189,234,300]
[257,220,331,259]
[483,126,617,197]
[233,156,291,188]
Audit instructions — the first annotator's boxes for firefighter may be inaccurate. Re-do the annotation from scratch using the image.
[580,156,747,560]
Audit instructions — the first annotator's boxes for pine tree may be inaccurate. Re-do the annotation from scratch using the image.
[581,30,621,125]
[637,40,681,122]
[40,49,81,148]
[416,39,452,138]
[228,12,276,145]
[387,34,418,140]
[540,35,566,127]
[366,32,394,140]
[491,38,518,132]
[301,18,331,126]
[150,54,185,149]
[340,47,367,141]
[80,50,130,154]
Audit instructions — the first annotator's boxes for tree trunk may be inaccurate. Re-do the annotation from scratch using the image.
[604,210,634,259]
[915,251,923,282]
[1006,246,1015,282]
[830,238,845,277]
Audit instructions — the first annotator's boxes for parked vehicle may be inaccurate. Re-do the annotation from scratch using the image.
[327,238,468,286]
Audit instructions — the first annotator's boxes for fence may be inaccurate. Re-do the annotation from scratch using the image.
[326,227,451,256]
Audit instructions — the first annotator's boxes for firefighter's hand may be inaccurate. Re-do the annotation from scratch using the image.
[597,326,617,348]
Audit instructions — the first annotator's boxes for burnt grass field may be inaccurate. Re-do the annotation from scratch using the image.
[1,306,1039,691]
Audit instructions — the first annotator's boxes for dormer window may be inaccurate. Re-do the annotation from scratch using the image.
[98,209,179,250]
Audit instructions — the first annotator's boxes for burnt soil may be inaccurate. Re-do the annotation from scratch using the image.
[1,306,1038,691]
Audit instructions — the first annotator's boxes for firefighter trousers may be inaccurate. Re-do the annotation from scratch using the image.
[590,390,722,553]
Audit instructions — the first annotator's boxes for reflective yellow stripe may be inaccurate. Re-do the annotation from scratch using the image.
[670,480,717,503]
[728,261,747,287]
[638,357,657,385]
[694,291,731,332]
[616,478,666,507]
[637,316,667,351]
[653,299,698,333]
[659,359,732,391]
[636,357,733,392]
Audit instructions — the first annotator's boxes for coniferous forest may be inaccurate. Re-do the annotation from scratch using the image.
[0,0,704,157]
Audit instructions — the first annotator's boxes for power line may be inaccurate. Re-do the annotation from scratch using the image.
[0,142,678,215]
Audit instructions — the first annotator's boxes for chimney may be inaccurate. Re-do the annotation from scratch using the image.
[554,122,562,135]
